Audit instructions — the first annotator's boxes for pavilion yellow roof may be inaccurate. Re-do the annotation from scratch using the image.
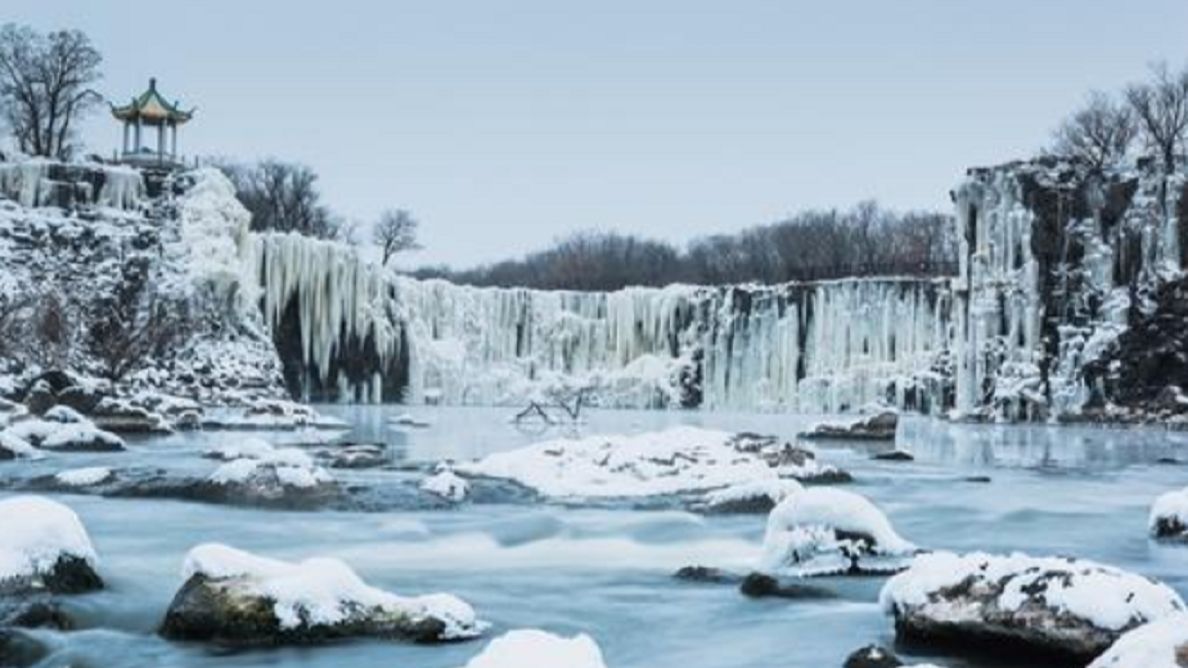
[111,78,194,125]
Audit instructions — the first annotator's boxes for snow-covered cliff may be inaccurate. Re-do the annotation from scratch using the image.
[0,155,286,404]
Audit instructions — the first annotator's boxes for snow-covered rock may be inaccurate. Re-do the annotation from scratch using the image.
[461,629,606,668]
[53,467,114,487]
[0,496,102,594]
[761,486,917,576]
[6,417,124,452]
[160,543,485,645]
[879,551,1185,661]
[422,470,469,502]
[1088,612,1188,668]
[801,411,899,441]
[0,430,39,460]
[458,427,847,500]
[316,443,387,469]
[1149,488,1188,540]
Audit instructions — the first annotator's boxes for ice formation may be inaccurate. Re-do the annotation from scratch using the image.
[0,158,144,211]
[0,495,98,583]
[952,158,1186,420]
[181,543,483,638]
[251,235,954,411]
[421,469,470,501]
[461,629,607,668]
[252,232,400,402]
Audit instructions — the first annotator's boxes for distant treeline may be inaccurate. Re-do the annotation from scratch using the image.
[412,201,956,291]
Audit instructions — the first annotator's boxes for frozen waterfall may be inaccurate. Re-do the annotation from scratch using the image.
[249,232,953,412]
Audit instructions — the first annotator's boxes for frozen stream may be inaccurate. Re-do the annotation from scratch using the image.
[5,407,1188,667]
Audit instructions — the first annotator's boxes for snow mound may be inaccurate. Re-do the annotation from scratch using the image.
[1089,612,1188,668]
[461,629,606,668]
[392,413,432,428]
[422,470,469,501]
[0,495,98,583]
[761,487,916,576]
[458,427,839,499]
[1149,488,1188,539]
[181,543,483,639]
[54,466,114,487]
[208,454,331,489]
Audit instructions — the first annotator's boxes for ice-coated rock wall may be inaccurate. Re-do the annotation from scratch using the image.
[0,159,144,211]
[952,157,1186,420]
[250,237,954,411]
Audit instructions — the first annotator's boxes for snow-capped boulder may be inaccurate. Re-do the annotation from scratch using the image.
[160,543,484,645]
[458,427,849,501]
[1088,612,1188,667]
[7,417,125,452]
[53,466,114,488]
[88,397,171,434]
[317,443,387,469]
[0,431,39,460]
[801,411,899,441]
[879,551,1185,662]
[461,629,605,668]
[421,469,469,502]
[202,451,336,508]
[760,485,917,576]
[42,405,85,424]
[1149,488,1188,540]
[0,496,102,595]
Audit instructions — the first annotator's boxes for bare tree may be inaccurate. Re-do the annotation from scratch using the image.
[1051,91,1138,170]
[216,159,341,239]
[1126,62,1188,173]
[0,24,102,158]
[373,209,422,265]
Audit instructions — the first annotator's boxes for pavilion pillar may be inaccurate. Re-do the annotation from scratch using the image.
[121,122,130,154]
[158,123,166,161]
[135,118,142,153]
[171,122,178,157]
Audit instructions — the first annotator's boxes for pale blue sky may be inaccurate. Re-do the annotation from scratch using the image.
[8,1,1188,266]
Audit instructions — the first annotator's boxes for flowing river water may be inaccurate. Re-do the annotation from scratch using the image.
[4,406,1188,668]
